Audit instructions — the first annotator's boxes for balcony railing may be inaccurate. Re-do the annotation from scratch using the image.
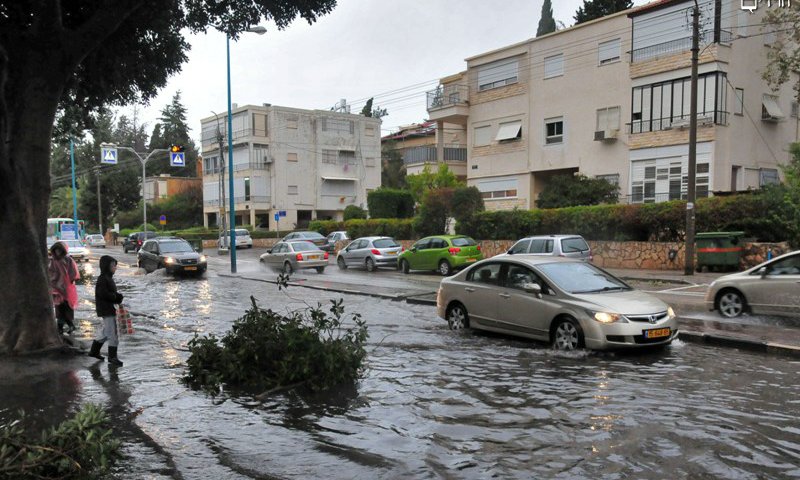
[402,145,467,165]
[200,127,268,144]
[631,30,732,63]
[426,84,469,111]
[203,161,270,175]
[627,111,728,134]
[204,196,270,207]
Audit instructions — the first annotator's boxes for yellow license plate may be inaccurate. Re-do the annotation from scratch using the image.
[466,258,477,263]
[387,251,397,255]
[644,328,670,339]
[185,266,198,271]
[307,255,319,260]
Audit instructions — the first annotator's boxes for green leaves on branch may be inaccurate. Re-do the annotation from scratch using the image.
[184,296,368,395]
[0,404,121,479]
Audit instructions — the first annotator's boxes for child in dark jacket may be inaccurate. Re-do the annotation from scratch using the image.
[89,255,124,366]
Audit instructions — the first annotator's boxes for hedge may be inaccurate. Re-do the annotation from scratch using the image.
[310,218,416,239]
[367,189,415,218]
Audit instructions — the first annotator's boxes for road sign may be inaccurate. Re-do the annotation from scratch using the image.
[274,213,280,222]
[159,214,166,225]
[101,147,118,165]
[170,151,185,167]
[279,210,286,217]
[61,224,77,240]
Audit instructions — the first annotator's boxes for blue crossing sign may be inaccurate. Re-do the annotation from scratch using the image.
[274,213,280,222]
[101,147,118,165]
[170,151,185,167]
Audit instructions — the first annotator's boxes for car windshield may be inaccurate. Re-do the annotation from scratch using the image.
[373,239,400,248]
[159,241,193,253]
[537,262,630,294]
[63,240,84,248]
[235,230,249,236]
[562,237,589,253]
[452,237,477,247]
[291,241,318,252]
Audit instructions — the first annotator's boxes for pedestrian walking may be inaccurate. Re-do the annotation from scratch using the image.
[89,255,125,366]
[48,242,79,334]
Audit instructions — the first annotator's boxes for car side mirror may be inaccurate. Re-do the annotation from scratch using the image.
[758,266,769,277]
[411,247,417,253]
[507,249,514,255]
[266,249,272,254]
[522,282,542,298]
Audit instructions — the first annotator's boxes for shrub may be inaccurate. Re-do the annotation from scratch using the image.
[535,173,619,208]
[0,404,121,478]
[184,295,368,394]
[367,189,415,218]
[309,220,344,235]
[343,205,367,220]
[451,186,485,224]
[414,188,454,236]
[345,218,415,239]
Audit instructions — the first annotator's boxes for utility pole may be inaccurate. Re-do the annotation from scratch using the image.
[684,2,700,276]
[213,111,229,254]
[96,167,103,234]
[70,138,78,233]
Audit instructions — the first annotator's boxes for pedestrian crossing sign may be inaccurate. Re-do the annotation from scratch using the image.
[170,151,185,167]
[101,147,118,165]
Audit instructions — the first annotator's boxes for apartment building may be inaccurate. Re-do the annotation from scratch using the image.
[382,121,468,179]
[426,0,797,210]
[144,174,201,204]
[200,104,381,229]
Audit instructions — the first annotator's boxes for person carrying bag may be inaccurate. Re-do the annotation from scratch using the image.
[48,242,79,334]
[89,255,125,366]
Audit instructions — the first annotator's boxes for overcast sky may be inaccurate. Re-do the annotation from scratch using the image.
[127,0,648,145]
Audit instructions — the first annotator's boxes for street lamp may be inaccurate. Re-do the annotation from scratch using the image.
[226,25,266,273]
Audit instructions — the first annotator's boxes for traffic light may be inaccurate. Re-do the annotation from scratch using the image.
[170,144,185,153]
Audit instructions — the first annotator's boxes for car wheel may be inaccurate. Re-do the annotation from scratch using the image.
[315,266,325,274]
[337,257,347,270]
[717,289,746,318]
[283,262,293,275]
[552,317,585,351]
[438,260,452,276]
[446,303,469,330]
[365,258,376,272]
[400,259,410,274]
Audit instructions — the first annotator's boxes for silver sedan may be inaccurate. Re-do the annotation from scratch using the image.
[705,250,800,318]
[336,236,403,272]
[259,241,328,274]
[437,255,678,351]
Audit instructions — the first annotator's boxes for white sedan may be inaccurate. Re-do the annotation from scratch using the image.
[85,234,106,248]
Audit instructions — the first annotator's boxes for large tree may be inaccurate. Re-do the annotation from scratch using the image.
[574,0,632,25]
[0,0,337,354]
[147,91,200,177]
[536,0,557,37]
[763,5,800,101]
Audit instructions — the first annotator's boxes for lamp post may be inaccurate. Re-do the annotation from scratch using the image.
[226,26,266,274]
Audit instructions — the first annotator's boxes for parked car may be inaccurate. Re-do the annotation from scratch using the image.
[61,239,90,262]
[705,250,800,318]
[85,234,106,248]
[437,256,678,351]
[324,230,350,252]
[337,236,403,271]
[219,229,253,249]
[282,231,327,249]
[503,234,592,262]
[137,237,207,275]
[398,235,482,276]
[260,241,328,274]
[123,231,157,253]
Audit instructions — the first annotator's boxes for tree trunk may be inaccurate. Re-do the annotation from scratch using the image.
[0,47,70,354]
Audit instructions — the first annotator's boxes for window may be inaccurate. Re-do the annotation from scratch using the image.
[762,94,784,121]
[287,152,298,162]
[244,177,250,201]
[734,88,744,116]
[477,58,519,91]
[286,116,298,129]
[509,239,531,255]
[631,72,727,133]
[792,102,799,118]
[468,263,502,285]
[495,120,522,142]
[339,150,356,165]
[477,177,518,199]
[365,157,376,167]
[288,185,298,195]
[322,149,337,164]
[544,54,564,79]
[598,38,621,65]
[322,117,355,134]
[506,265,538,290]
[545,118,563,145]
[365,126,375,137]
[596,106,620,131]
[474,125,492,146]
[530,239,554,254]
[760,169,779,186]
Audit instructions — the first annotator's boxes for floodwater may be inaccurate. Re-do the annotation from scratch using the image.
[1,262,799,479]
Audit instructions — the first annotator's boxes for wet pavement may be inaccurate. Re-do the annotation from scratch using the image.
[1,247,799,479]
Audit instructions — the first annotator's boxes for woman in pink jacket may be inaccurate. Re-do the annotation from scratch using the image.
[48,241,79,334]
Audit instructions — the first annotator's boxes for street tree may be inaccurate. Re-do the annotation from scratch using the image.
[380,140,407,189]
[537,0,557,37]
[0,0,337,354]
[405,163,463,204]
[574,0,632,25]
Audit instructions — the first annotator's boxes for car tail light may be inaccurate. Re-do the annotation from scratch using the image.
[324,252,329,260]
[137,240,142,245]
[371,249,380,255]
[476,245,481,251]
[296,253,303,261]
[448,247,461,254]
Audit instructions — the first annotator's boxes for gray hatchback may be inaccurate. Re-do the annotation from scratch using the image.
[504,235,592,262]
[336,236,403,272]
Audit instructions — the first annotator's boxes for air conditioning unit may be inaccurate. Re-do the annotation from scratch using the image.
[593,130,605,141]
[264,155,273,164]
[603,129,618,140]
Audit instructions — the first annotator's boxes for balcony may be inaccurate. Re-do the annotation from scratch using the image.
[402,145,467,165]
[627,111,728,134]
[631,30,732,63]
[426,84,469,124]
[203,161,270,175]
[203,196,270,207]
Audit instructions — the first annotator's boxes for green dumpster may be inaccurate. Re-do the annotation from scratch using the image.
[186,238,204,252]
[695,231,745,272]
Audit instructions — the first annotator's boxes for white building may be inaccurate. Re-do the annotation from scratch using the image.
[200,104,382,229]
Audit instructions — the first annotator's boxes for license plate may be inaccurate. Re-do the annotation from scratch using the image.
[644,328,670,339]
[466,258,477,263]
[185,266,198,271]
[306,255,319,260]
[386,251,397,255]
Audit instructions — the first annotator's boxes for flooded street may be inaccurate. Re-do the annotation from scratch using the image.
[2,258,799,479]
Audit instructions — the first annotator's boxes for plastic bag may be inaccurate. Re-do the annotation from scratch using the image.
[117,305,134,335]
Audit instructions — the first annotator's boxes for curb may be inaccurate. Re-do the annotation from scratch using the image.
[219,273,422,302]
[678,330,800,358]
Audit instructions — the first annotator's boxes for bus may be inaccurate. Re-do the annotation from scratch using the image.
[47,218,86,245]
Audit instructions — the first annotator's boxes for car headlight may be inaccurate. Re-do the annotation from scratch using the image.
[592,311,622,323]
[199,255,207,263]
[164,257,175,265]
[667,306,676,319]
